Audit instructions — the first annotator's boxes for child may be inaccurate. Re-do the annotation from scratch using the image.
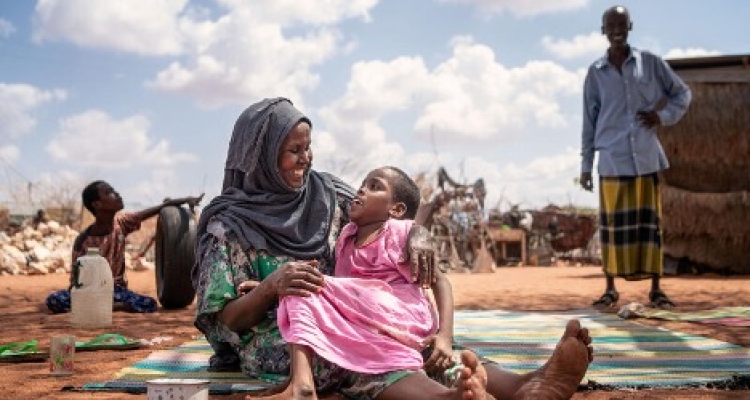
[45,180,203,313]
[251,166,489,400]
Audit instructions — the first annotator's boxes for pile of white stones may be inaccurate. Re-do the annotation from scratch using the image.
[0,221,78,276]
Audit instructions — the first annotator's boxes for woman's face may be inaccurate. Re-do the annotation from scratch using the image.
[277,121,313,189]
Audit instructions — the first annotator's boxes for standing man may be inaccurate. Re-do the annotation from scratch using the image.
[580,6,691,309]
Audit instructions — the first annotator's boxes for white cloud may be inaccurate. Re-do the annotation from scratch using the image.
[215,0,377,26]
[435,0,590,17]
[320,38,583,148]
[319,36,582,149]
[32,0,188,55]
[319,56,429,143]
[541,31,607,60]
[416,38,583,141]
[0,83,67,139]
[45,109,197,168]
[31,0,378,108]
[0,17,15,38]
[664,47,721,60]
[148,0,376,108]
[0,145,20,164]
[313,36,591,208]
[130,169,183,205]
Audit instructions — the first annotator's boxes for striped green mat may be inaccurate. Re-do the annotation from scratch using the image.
[83,339,276,394]
[84,310,750,393]
[454,309,750,388]
[624,306,750,326]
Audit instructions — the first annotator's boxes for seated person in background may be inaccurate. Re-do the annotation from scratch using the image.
[45,180,202,313]
[31,209,49,229]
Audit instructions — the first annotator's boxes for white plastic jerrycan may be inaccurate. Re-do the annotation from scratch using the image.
[70,247,114,328]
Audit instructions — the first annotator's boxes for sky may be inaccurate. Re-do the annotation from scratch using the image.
[0,0,747,212]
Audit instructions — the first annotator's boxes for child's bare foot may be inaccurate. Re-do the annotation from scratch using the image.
[245,382,317,400]
[512,319,592,400]
[454,350,497,400]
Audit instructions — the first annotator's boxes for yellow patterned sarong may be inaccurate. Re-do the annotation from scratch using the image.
[599,174,662,280]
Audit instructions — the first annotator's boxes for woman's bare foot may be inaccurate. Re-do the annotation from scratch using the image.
[245,381,317,400]
[512,319,592,400]
[454,350,497,400]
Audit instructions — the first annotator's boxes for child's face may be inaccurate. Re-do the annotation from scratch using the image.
[349,168,403,226]
[94,183,124,212]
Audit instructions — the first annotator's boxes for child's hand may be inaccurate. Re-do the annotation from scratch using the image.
[422,333,454,375]
[402,225,437,289]
[187,193,205,209]
[238,280,261,295]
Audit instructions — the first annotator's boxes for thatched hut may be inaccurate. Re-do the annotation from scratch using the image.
[659,54,750,274]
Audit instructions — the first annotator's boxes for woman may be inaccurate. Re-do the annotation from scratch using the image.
[193,97,593,400]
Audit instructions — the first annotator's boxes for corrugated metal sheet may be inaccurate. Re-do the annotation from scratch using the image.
[667,54,750,83]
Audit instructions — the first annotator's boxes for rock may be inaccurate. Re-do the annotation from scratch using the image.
[0,250,22,275]
[1,245,27,267]
[29,245,52,262]
[27,261,49,275]
[37,222,51,236]
[23,239,41,252]
[1,221,79,276]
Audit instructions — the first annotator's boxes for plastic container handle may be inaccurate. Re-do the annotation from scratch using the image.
[70,260,82,291]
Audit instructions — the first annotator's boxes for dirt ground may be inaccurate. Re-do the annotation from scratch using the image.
[0,265,748,400]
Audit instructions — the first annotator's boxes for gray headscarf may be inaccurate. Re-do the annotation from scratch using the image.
[193,98,354,286]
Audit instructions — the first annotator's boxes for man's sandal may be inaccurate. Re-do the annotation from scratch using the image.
[592,291,620,308]
[649,290,676,309]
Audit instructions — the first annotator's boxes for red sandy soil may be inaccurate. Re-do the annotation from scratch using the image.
[0,266,748,400]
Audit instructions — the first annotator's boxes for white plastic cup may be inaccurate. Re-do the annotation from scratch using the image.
[147,379,209,400]
[49,334,75,376]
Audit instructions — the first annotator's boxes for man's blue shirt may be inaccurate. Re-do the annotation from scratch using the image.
[581,47,692,177]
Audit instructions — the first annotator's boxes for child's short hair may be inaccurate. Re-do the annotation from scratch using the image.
[82,180,106,214]
[384,166,420,219]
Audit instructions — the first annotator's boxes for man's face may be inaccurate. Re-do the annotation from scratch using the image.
[602,8,631,49]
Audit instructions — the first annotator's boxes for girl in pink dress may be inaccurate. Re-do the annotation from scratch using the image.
[252,166,489,400]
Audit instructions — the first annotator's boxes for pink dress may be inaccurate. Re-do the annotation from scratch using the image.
[277,219,438,374]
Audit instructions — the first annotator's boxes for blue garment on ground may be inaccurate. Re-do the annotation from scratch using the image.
[46,284,157,313]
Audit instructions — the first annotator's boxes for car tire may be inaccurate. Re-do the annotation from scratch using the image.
[155,205,197,309]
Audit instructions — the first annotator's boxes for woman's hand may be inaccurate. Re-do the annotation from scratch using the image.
[265,260,325,298]
[238,280,261,295]
[422,333,454,375]
[402,225,437,289]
